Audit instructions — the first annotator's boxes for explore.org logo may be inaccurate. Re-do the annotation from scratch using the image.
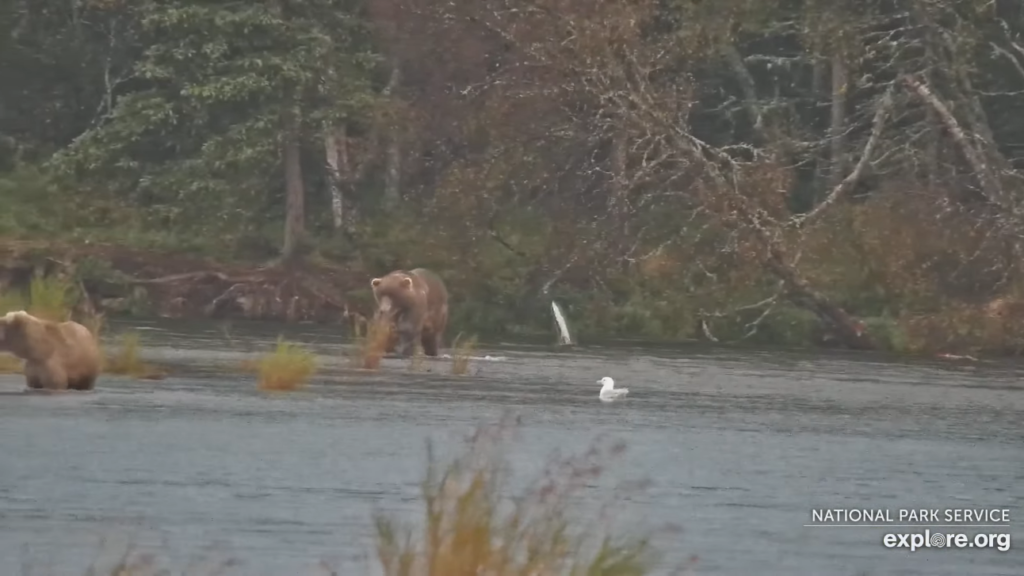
[882,530,1011,552]
[804,508,1012,553]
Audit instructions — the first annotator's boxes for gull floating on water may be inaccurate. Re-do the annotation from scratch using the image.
[598,376,628,402]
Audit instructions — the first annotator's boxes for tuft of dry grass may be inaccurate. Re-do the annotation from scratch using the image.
[450,333,477,376]
[27,275,74,321]
[350,317,393,370]
[408,345,426,372]
[374,415,656,576]
[104,331,167,380]
[257,337,317,391]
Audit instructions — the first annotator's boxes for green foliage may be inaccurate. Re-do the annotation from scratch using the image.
[3,0,1024,357]
[28,275,74,321]
[0,275,77,322]
[48,0,379,241]
[861,316,909,354]
[0,164,65,235]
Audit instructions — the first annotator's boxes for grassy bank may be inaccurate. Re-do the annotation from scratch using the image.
[1,229,1018,360]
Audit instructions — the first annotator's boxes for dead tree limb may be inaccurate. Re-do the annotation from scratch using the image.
[795,86,894,227]
[901,75,1007,209]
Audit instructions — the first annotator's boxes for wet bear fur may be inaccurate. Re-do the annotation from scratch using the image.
[0,310,102,391]
[370,268,449,357]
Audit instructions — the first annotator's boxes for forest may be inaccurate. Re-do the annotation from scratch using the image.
[2,0,1024,355]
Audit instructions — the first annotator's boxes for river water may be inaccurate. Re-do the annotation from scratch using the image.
[0,318,1021,575]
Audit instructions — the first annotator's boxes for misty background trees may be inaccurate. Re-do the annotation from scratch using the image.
[2,0,1023,352]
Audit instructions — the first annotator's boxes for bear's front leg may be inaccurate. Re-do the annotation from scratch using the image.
[24,360,68,391]
[421,330,440,357]
[394,327,417,357]
[21,361,43,389]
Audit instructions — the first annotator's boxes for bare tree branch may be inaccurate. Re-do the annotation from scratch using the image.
[902,75,1008,210]
[794,85,894,227]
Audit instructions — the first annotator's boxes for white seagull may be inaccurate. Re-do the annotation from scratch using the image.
[598,376,628,402]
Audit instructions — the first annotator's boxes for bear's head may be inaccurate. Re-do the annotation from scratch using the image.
[370,272,419,320]
[0,310,54,360]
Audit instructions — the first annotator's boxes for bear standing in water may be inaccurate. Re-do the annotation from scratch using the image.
[370,268,449,357]
[0,310,103,391]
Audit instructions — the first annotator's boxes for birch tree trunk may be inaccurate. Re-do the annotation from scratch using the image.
[828,54,847,189]
[324,127,344,229]
[810,56,828,195]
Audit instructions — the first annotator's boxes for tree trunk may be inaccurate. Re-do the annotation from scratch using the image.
[828,54,847,189]
[382,63,403,209]
[764,248,873,350]
[281,106,306,261]
[324,127,344,229]
[903,76,1006,208]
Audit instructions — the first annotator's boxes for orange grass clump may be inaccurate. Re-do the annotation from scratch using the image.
[352,317,393,370]
[257,337,317,391]
[450,333,477,376]
[104,331,167,380]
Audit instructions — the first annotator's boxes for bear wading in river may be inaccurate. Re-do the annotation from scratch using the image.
[0,310,102,391]
[370,268,449,357]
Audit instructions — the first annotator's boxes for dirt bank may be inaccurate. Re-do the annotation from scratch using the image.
[0,239,375,326]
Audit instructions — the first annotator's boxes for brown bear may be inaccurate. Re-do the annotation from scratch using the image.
[0,310,103,391]
[370,268,449,357]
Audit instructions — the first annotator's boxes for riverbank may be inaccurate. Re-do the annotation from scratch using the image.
[0,238,367,327]
[1,237,1022,360]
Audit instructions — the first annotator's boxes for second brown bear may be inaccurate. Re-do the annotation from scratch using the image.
[370,268,449,357]
[0,310,103,391]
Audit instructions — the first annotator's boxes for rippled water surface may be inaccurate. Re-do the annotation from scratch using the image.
[1,318,1022,575]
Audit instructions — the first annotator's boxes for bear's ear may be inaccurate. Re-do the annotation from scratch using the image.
[0,311,25,341]
[401,277,413,288]
[1,310,25,328]
[371,278,382,288]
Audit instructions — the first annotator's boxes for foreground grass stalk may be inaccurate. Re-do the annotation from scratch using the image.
[351,318,392,370]
[374,415,655,576]
[450,333,478,376]
[257,337,317,391]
